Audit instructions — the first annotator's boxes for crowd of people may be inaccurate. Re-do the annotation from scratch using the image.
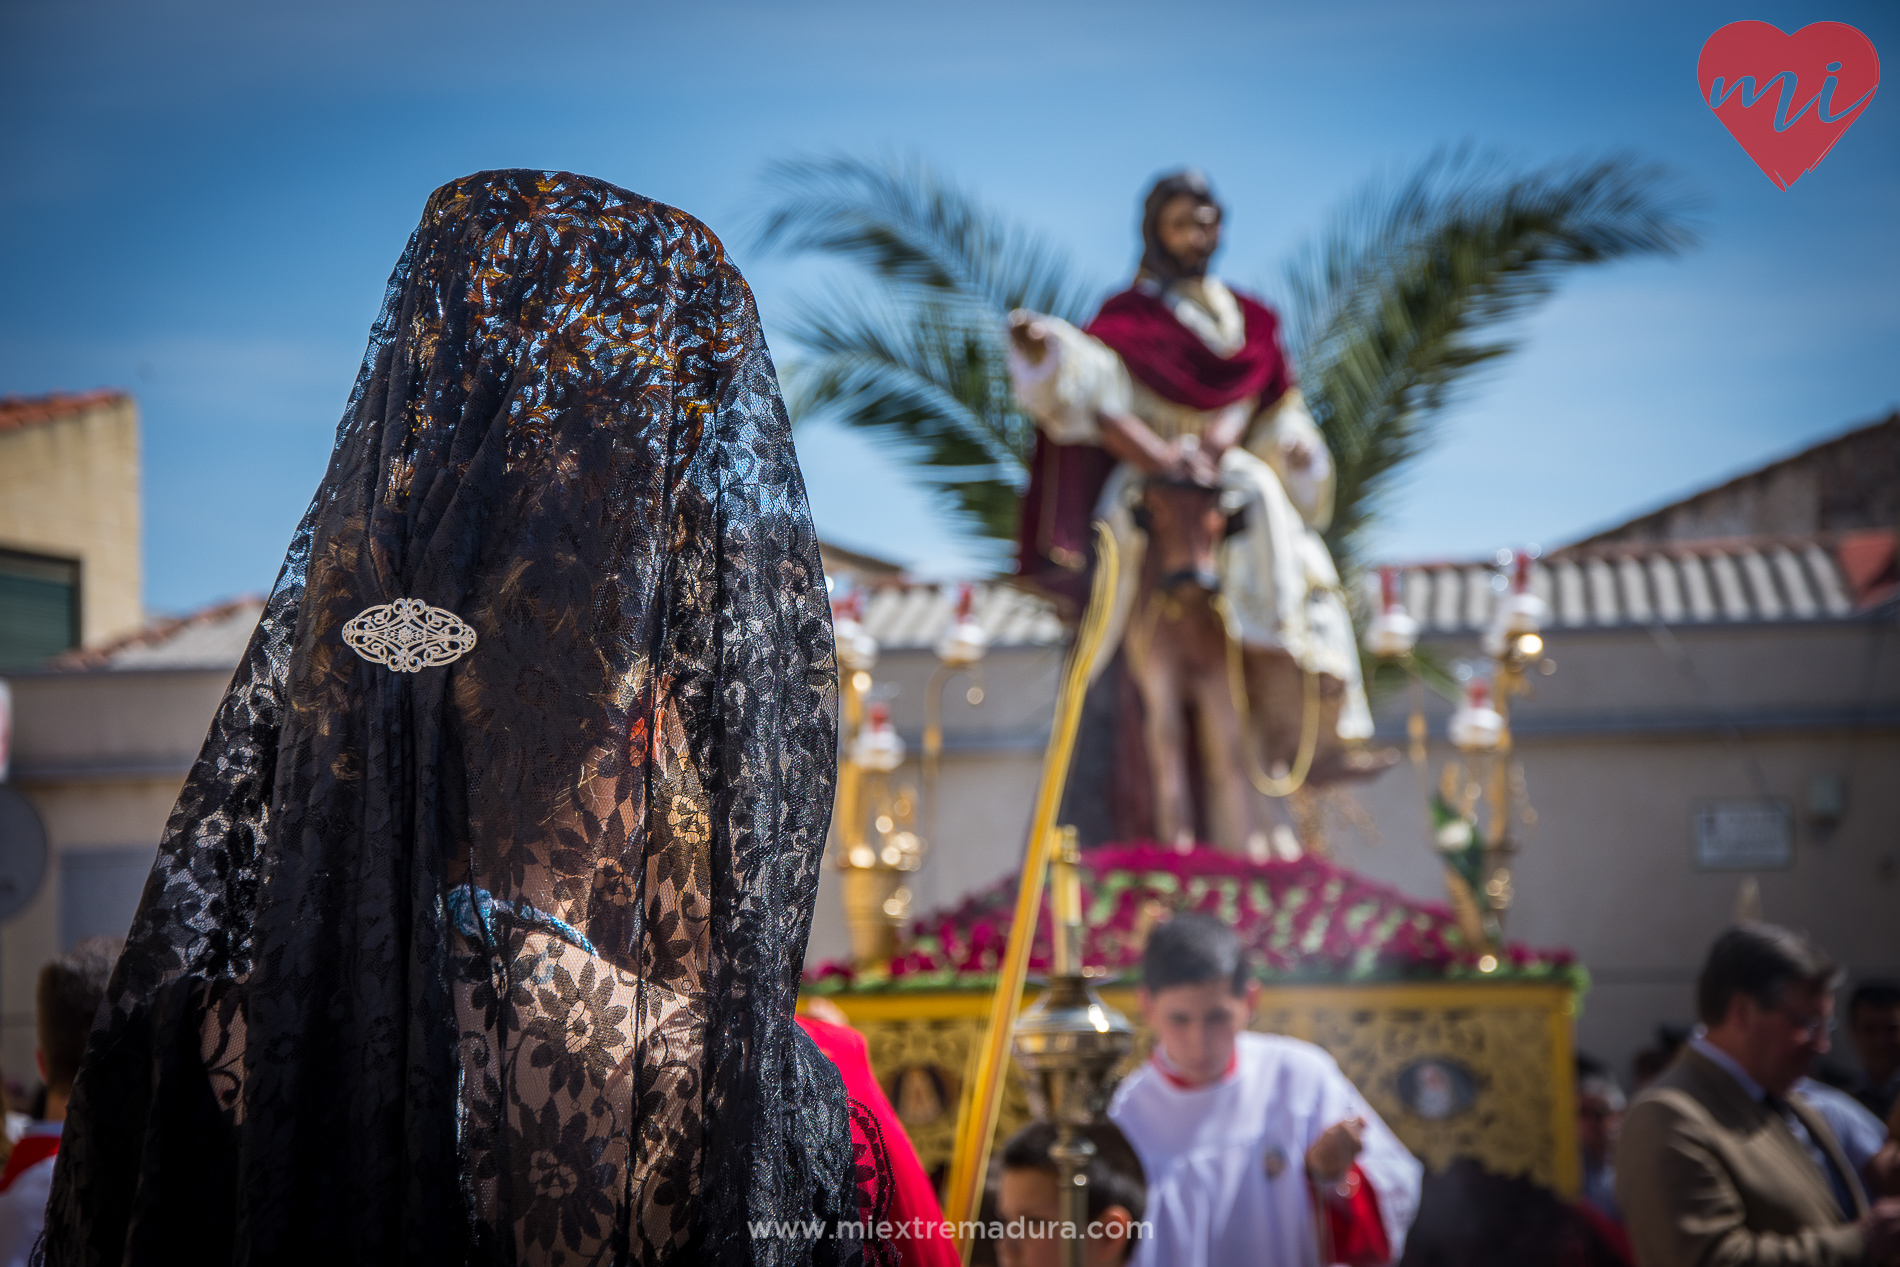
[984,915,1900,1267]
[1577,926,1900,1266]
[3,910,1893,1266]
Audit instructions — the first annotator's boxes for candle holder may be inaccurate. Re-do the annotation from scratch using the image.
[1370,550,1554,957]
[923,582,988,847]
[1010,827,1134,1267]
[833,591,917,967]
[834,582,984,969]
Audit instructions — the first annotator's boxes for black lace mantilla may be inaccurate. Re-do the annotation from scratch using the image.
[42,170,867,1266]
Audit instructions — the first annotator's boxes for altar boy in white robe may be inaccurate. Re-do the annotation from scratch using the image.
[1109,914,1421,1266]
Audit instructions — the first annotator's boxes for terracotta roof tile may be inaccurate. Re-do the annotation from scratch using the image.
[47,596,266,671]
[0,390,131,434]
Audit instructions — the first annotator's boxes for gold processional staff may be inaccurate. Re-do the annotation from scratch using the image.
[941,522,1120,1259]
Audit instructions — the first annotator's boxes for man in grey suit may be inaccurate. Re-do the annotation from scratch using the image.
[1619,924,1900,1265]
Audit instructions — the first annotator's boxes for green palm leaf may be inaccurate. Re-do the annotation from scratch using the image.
[1281,150,1699,576]
[779,286,1034,542]
[757,155,1098,546]
[757,154,1096,323]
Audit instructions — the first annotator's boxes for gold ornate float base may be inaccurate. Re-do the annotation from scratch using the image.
[810,980,1579,1197]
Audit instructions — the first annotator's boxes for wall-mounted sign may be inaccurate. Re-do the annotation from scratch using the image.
[0,678,11,782]
[1692,799,1794,871]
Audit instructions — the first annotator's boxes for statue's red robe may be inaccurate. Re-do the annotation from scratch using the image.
[1012,283,1295,611]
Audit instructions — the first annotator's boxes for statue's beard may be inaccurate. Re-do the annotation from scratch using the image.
[1171,251,1211,279]
[1142,243,1214,284]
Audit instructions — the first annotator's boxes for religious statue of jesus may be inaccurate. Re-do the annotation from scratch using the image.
[1008,170,1385,857]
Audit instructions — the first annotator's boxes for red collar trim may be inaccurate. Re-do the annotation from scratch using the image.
[1151,1048,1239,1090]
[0,1133,58,1194]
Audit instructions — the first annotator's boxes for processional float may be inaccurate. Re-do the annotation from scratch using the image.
[819,535,1577,1266]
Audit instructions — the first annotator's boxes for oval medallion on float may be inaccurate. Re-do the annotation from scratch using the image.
[1397,1057,1478,1120]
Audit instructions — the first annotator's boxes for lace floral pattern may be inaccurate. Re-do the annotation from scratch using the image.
[42,171,862,1266]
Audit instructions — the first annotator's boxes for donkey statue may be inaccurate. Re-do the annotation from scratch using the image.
[1121,475,1380,855]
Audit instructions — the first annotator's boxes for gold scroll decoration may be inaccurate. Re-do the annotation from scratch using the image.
[821,980,1580,1198]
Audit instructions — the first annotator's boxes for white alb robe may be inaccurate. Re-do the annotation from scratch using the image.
[1109,1031,1421,1267]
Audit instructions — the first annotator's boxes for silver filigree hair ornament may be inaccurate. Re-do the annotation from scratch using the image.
[342,598,477,672]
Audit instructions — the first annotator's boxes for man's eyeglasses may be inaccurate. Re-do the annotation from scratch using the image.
[1777,1008,1836,1040]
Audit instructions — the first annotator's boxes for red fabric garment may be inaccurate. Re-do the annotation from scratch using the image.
[1011,284,1292,602]
[0,1134,59,1195]
[798,1015,960,1267]
[1149,1047,1239,1090]
[1311,1162,1391,1266]
[1012,432,1117,614]
[1572,1200,1634,1266]
[1084,284,1292,413]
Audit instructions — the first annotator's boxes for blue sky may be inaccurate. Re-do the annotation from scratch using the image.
[3,0,1894,612]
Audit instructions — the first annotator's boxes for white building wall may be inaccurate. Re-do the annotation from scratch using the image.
[1,669,222,1082]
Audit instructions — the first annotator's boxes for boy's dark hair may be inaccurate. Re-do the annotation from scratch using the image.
[1141,912,1248,995]
[1695,923,1841,1027]
[36,936,122,1091]
[1849,980,1900,1020]
[1001,1119,1147,1228]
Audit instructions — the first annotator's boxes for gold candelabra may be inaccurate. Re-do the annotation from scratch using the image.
[1369,550,1555,958]
[923,583,988,848]
[833,583,989,969]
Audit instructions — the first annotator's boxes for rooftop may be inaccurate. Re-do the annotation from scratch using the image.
[844,528,1898,659]
[854,579,1066,650]
[26,529,1879,676]
[1381,530,1894,637]
[46,596,266,672]
[819,540,906,580]
[1570,411,1898,547]
[0,390,132,435]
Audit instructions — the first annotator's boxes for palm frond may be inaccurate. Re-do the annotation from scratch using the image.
[1283,150,1699,575]
[756,156,1099,548]
[756,154,1096,325]
[779,286,1035,543]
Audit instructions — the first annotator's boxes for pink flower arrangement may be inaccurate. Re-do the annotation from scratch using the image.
[807,843,1581,993]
